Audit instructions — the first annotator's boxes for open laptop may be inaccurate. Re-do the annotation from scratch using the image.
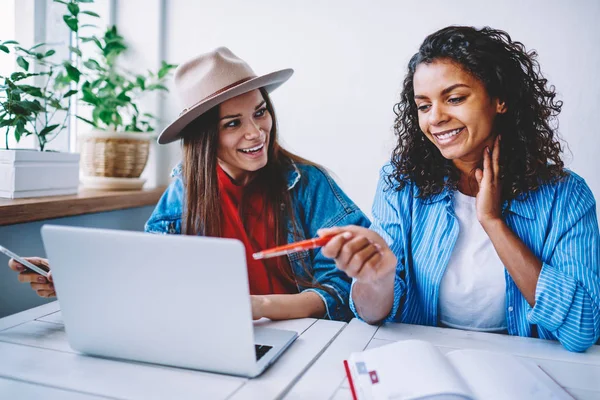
[40,224,298,378]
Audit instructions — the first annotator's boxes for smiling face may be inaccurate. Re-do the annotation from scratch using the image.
[413,59,506,171]
[217,89,272,185]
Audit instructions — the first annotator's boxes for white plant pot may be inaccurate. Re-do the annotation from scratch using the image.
[0,149,80,199]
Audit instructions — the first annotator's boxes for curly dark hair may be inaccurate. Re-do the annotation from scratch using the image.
[390,25,566,200]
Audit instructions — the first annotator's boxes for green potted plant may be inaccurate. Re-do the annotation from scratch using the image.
[0,0,93,199]
[76,26,176,190]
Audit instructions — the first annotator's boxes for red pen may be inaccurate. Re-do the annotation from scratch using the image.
[252,234,336,260]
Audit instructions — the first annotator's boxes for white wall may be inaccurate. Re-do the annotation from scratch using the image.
[122,0,600,218]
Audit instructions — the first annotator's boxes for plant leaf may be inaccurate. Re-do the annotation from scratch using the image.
[63,15,78,32]
[67,2,80,16]
[81,10,100,17]
[17,85,43,97]
[2,40,18,45]
[44,49,56,58]
[147,83,168,91]
[40,124,60,136]
[76,115,97,127]
[16,56,29,71]
[83,59,102,70]
[68,46,82,56]
[158,62,177,79]
[17,100,44,113]
[29,43,46,51]
[63,62,81,83]
[0,45,9,53]
[63,89,78,98]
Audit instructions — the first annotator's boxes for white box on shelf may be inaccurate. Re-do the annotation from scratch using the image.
[0,150,80,199]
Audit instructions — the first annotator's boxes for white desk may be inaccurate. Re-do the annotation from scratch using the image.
[0,302,345,400]
[288,319,600,400]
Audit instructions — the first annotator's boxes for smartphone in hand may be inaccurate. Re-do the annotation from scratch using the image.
[0,245,50,278]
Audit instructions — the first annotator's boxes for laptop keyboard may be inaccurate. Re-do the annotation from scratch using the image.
[255,344,273,361]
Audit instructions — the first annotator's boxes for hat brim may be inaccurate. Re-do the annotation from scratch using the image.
[157,68,294,145]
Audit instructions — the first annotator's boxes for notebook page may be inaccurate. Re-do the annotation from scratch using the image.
[348,340,473,399]
[446,349,573,400]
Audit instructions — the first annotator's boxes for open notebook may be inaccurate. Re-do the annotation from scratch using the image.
[343,339,573,400]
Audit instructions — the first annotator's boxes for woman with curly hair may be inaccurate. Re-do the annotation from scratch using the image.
[319,26,599,351]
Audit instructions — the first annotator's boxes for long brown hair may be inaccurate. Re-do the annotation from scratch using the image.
[181,88,319,287]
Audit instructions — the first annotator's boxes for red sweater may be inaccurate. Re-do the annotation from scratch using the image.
[217,166,297,295]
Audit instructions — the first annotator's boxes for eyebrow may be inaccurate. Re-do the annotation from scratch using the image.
[220,100,266,121]
[414,83,471,100]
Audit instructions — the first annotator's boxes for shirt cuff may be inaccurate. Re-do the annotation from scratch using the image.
[303,285,348,321]
[527,262,579,331]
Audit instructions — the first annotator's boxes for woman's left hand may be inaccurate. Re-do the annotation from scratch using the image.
[475,135,503,227]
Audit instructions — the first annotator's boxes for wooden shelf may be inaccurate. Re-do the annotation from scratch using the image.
[0,186,166,226]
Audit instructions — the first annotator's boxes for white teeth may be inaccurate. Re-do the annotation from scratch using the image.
[435,128,462,140]
[240,143,264,153]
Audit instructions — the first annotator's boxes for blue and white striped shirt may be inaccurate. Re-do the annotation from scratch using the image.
[350,164,600,352]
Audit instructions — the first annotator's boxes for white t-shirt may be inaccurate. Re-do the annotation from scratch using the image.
[438,191,507,332]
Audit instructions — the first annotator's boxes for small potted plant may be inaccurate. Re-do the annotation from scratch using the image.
[76,26,176,190]
[0,0,92,199]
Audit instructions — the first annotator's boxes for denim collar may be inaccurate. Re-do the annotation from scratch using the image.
[171,161,302,191]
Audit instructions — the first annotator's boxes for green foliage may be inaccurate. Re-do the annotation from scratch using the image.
[0,0,95,151]
[0,0,177,151]
[77,26,176,132]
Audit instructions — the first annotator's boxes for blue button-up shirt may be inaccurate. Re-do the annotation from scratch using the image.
[351,163,600,352]
[145,162,371,321]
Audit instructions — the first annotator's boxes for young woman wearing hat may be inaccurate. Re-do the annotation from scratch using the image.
[8,47,370,322]
[318,26,600,351]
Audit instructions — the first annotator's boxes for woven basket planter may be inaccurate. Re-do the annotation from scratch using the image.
[79,130,153,178]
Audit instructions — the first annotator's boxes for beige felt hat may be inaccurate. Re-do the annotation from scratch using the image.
[158,47,293,144]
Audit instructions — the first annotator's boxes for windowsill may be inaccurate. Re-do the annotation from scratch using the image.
[0,186,166,226]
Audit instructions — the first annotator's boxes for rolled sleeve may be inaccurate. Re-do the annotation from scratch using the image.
[527,262,578,331]
[304,285,348,321]
[527,177,600,351]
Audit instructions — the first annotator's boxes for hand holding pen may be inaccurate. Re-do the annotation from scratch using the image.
[253,225,397,283]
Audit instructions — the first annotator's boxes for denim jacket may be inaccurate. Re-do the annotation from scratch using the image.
[145,162,371,321]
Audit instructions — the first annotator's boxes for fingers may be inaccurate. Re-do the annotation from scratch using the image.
[8,258,24,272]
[30,282,54,292]
[36,290,56,298]
[8,257,50,272]
[483,146,493,182]
[317,226,346,238]
[31,281,56,298]
[344,241,382,278]
[320,231,353,259]
[336,236,372,275]
[18,272,48,284]
[475,168,483,187]
[492,135,500,178]
[355,251,383,281]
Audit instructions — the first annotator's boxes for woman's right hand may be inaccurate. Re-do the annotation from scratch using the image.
[318,225,397,283]
[319,225,398,324]
[8,257,55,298]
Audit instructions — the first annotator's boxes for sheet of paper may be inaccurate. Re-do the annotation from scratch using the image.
[446,349,573,400]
